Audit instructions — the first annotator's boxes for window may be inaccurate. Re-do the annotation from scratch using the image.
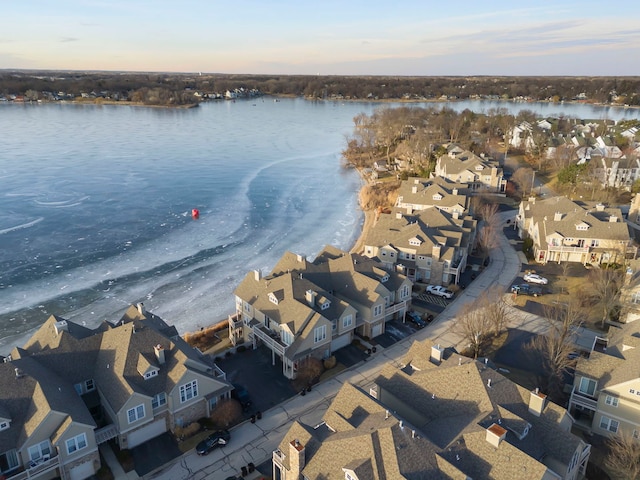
[180,380,198,403]
[282,330,293,346]
[314,325,327,343]
[331,319,337,331]
[127,404,145,423]
[0,421,8,431]
[0,449,19,473]
[599,416,619,433]
[321,301,330,310]
[401,285,410,299]
[66,433,87,455]
[373,305,383,317]
[591,240,600,247]
[85,379,95,391]
[152,392,167,409]
[605,395,619,407]
[28,440,51,461]
[579,377,597,396]
[343,315,353,329]
[577,239,585,247]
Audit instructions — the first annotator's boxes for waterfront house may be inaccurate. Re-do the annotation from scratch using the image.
[229,246,412,379]
[516,196,634,265]
[434,146,507,193]
[568,321,640,440]
[395,176,471,215]
[273,338,590,480]
[362,206,476,285]
[0,304,232,480]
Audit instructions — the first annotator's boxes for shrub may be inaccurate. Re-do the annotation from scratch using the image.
[210,399,243,429]
[323,356,337,370]
[174,422,201,439]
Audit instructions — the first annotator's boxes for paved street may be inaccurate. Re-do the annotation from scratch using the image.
[142,211,593,480]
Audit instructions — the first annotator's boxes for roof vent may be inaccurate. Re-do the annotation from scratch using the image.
[15,367,24,378]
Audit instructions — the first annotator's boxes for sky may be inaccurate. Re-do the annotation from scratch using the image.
[2,0,639,76]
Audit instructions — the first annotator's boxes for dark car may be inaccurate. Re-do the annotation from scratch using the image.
[511,284,543,297]
[232,385,252,411]
[406,311,427,328]
[196,430,230,455]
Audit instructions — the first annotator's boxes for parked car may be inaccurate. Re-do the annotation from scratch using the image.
[196,430,231,455]
[406,311,426,328]
[523,273,548,285]
[232,385,252,411]
[426,285,454,299]
[511,284,543,297]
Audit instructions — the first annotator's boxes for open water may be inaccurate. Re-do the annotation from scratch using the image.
[0,97,638,354]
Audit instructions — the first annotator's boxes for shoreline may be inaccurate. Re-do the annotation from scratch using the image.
[349,168,375,255]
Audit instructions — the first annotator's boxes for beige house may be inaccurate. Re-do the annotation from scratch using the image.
[362,207,476,285]
[229,246,412,379]
[395,177,471,214]
[274,338,590,480]
[569,321,640,440]
[516,196,634,265]
[0,304,232,480]
[434,145,507,193]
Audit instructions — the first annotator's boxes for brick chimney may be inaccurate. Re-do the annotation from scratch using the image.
[154,344,165,365]
[528,388,547,417]
[486,423,507,447]
[289,439,305,479]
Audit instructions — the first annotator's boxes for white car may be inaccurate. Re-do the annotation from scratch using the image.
[523,273,548,285]
[426,285,454,299]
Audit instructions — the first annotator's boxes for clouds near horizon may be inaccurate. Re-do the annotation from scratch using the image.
[2,1,639,75]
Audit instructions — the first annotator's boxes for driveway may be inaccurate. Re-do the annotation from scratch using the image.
[130,432,182,477]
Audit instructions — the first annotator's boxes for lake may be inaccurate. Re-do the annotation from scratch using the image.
[0,97,638,354]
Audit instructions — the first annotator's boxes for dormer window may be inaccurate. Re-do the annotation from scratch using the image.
[576,222,590,231]
[432,193,442,201]
[268,292,279,305]
[0,420,9,431]
[381,274,389,283]
[409,237,422,246]
[144,369,158,380]
[321,300,331,310]
[475,165,484,171]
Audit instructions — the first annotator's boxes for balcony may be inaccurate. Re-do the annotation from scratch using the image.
[570,389,598,411]
[95,423,119,444]
[253,325,287,356]
[7,455,60,480]
[384,300,409,317]
[546,244,589,254]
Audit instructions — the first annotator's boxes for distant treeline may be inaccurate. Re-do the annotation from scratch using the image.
[1,70,640,105]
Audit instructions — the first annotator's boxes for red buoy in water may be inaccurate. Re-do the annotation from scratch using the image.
[192,208,200,219]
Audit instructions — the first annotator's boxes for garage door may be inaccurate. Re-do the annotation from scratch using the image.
[331,333,351,352]
[372,323,383,337]
[127,418,167,449]
[69,460,95,480]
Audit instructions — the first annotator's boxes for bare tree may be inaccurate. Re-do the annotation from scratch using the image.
[454,301,492,359]
[475,201,501,264]
[475,285,512,336]
[511,167,535,199]
[605,432,640,480]
[528,299,584,398]
[590,267,625,328]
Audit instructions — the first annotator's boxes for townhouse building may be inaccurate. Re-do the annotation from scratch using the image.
[0,304,232,480]
[395,177,471,215]
[569,321,640,440]
[434,145,507,193]
[274,338,590,480]
[516,196,634,265]
[229,246,412,379]
[362,206,476,285]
